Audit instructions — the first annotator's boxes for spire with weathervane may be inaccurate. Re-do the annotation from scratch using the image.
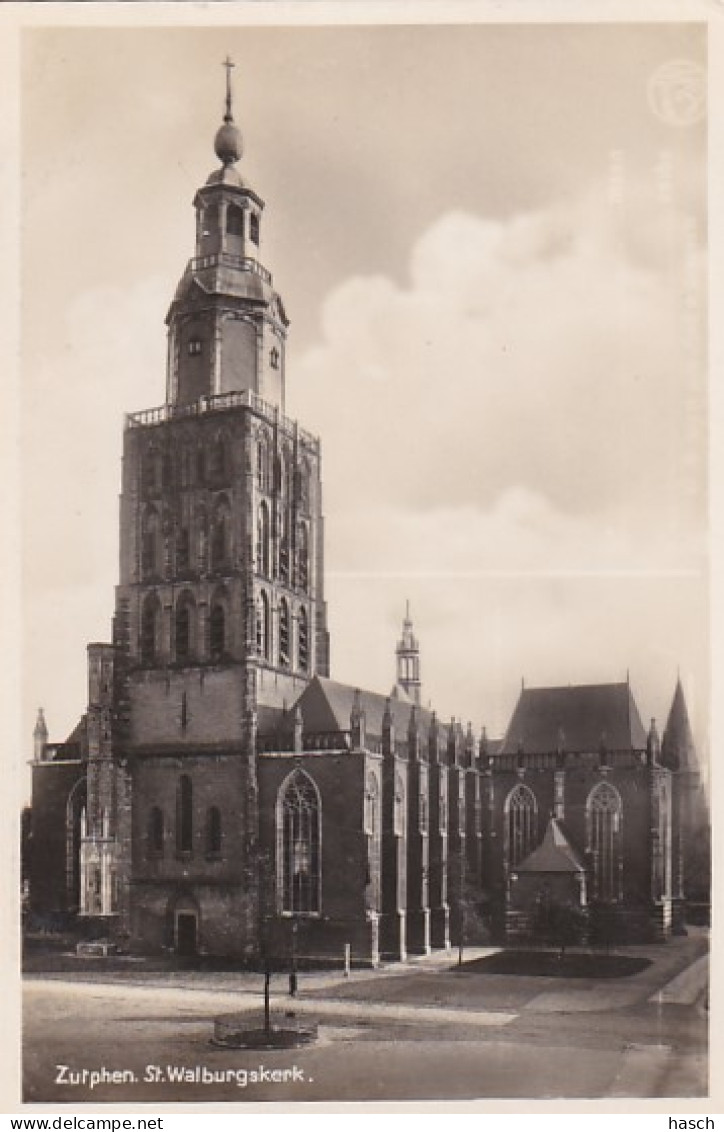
[165,56,289,410]
[395,601,422,706]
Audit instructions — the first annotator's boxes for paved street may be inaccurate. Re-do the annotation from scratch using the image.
[22,933,708,1105]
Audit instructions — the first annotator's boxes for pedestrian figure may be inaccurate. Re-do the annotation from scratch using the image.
[289,970,298,998]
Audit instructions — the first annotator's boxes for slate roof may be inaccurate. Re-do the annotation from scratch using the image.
[289,675,448,742]
[516,818,586,874]
[498,682,648,755]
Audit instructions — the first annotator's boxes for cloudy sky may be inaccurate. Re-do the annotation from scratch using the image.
[19,17,709,781]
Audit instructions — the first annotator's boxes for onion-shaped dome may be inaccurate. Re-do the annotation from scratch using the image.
[214,119,242,165]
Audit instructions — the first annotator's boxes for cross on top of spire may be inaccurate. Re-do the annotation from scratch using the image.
[223,55,235,122]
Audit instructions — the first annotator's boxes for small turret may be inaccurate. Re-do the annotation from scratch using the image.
[33,708,48,762]
[395,601,421,706]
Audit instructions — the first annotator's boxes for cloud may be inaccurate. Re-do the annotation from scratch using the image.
[294,188,707,543]
[292,187,708,740]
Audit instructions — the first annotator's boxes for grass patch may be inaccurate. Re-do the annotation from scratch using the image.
[457,951,652,978]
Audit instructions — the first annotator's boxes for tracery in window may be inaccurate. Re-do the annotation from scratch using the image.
[277,771,320,915]
[279,598,291,668]
[298,606,309,672]
[504,784,537,868]
[256,591,270,660]
[256,501,270,576]
[587,782,622,902]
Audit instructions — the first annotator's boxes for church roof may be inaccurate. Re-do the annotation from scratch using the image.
[516,818,586,874]
[498,682,647,755]
[661,678,698,771]
[292,675,445,742]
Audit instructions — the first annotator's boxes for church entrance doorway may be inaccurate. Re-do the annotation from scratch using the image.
[176,912,198,957]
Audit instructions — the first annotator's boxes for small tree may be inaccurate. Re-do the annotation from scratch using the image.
[534,895,586,958]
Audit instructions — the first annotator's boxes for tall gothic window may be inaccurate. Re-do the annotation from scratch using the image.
[140,593,161,664]
[277,771,321,915]
[175,594,195,663]
[211,503,229,571]
[256,502,270,576]
[364,772,381,911]
[177,775,193,854]
[209,436,227,482]
[505,784,537,869]
[249,212,259,245]
[297,522,309,590]
[298,606,309,672]
[176,526,190,573]
[210,601,226,659]
[148,807,164,857]
[256,591,270,660]
[279,598,291,668]
[587,782,622,902]
[257,434,270,491]
[141,508,160,578]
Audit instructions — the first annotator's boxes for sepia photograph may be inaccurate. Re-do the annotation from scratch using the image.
[12,6,712,1111]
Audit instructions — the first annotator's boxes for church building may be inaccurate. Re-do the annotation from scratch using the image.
[26,68,708,964]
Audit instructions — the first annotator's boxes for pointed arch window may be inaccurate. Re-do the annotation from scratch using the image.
[364,771,381,911]
[249,212,260,245]
[176,526,190,573]
[211,502,229,571]
[298,606,309,673]
[277,771,321,915]
[209,436,227,482]
[256,501,270,576]
[257,434,270,492]
[505,784,537,869]
[587,782,622,903]
[141,508,161,578]
[148,807,164,857]
[175,594,195,663]
[256,591,270,660]
[210,601,226,660]
[279,598,291,668]
[140,594,161,665]
[297,522,309,590]
[177,775,193,855]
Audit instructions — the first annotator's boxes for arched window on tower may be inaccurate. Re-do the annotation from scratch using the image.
[141,508,161,578]
[297,522,309,591]
[298,607,309,673]
[176,525,190,574]
[208,435,227,482]
[279,513,290,584]
[257,434,270,492]
[211,501,230,571]
[249,212,260,245]
[504,784,537,869]
[256,591,270,660]
[140,594,161,665]
[177,775,193,855]
[174,593,195,663]
[277,771,321,915]
[256,501,270,576]
[227,204,244,238]
[209,600,226,660]
[279,598,291,668]
[586,782,622,903]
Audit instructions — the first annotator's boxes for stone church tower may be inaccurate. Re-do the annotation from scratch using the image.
[109,63,329,955]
